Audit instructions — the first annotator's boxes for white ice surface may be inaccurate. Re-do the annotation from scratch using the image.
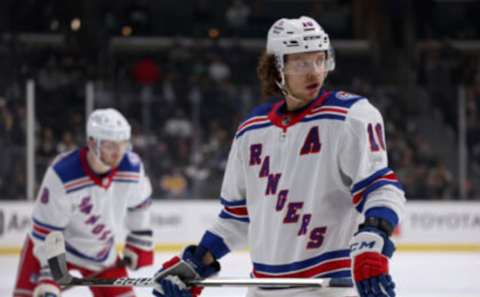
[2,251,479,297]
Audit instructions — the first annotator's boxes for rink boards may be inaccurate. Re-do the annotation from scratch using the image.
[0,200,479,254]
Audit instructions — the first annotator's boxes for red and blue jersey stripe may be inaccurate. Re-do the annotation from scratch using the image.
[113,171,140,184]
[252,249,351,279]
[31,218,65,241]
[301,91,365,123]
[235,91,365,138]
[235,115,272,139]
[64,176,95,193]
[302,105,349,122]
[351,167,403,212]
[235,103,274,139]
[219,197,249,223]
[54,148,143,193]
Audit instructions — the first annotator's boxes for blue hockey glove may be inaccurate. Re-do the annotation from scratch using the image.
[350,224,396,297]
[152,245,220,297]
[154,275,196,297]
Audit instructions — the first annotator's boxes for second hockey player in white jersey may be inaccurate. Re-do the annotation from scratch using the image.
[13,108,154,297]
[152,16,406,297]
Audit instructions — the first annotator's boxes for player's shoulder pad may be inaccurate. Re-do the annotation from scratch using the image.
[240,102,274,124]
[235,102,274,138]
[52,149,85,184]
[323,91,366,109]
[346,96,383,124]
[117,151,142,173]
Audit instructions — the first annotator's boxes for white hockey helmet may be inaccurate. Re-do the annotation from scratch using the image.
[86,108,131,142]
[266,16,335,73]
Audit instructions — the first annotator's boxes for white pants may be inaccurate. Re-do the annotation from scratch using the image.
[246,287,358,297]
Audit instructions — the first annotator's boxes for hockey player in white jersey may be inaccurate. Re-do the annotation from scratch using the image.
[152,16,406,297]
[13,108,154,297]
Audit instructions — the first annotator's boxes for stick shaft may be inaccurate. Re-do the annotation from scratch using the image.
[65,276,153,287]
[58,277,353,288]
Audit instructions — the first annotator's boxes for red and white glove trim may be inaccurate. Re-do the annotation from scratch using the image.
[124,230,154,270]
[349,231,390,281]
[124,244,154,270]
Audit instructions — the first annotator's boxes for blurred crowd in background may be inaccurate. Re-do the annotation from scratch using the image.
[0,0,479,200]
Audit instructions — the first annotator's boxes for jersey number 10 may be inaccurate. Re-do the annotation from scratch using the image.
[367,123,385,152]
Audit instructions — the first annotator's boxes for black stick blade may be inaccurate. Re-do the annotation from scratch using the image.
[45,231,72,285]
[48,253,73,285]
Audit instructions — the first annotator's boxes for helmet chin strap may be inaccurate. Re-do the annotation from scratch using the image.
[91,140,112,172]
[276,71,306,108]
[276,82,305,107]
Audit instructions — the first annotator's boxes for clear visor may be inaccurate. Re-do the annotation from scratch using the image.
[283,57,333,75]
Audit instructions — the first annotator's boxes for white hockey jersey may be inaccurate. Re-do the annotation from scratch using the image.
[31,147,152,271]
[200,90,406,279]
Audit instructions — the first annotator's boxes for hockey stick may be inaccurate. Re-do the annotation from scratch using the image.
[45,231,353,288]
[61,258,129,292]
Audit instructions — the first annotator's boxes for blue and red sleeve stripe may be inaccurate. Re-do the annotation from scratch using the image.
[31,218,64,241]
[351,167,403,213]
[219,197,249,223]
